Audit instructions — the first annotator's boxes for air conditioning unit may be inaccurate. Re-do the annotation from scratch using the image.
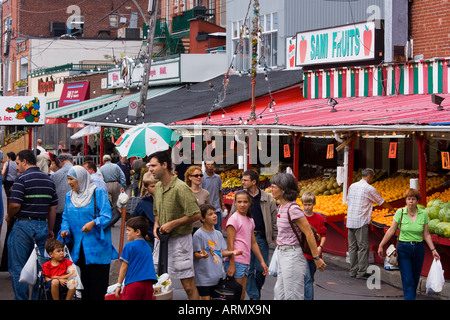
[49,22,66,37]
[117,27,142,40]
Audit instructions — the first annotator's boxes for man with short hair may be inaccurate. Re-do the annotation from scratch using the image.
[231,169,278,300]
[50,153,73,235]
[201,161,226,231]
[100,154,125,211]
[346,168,395,279]
[148,151,201,300]
[83,160,108,193]
[6,149,58,300]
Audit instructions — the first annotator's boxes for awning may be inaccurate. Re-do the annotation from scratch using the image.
[45,93,127,124]
[70,125,102,140]
[172,93,450,132]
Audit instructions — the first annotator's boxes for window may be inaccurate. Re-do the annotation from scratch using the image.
[20,56,28,80]
[231,12,278,70]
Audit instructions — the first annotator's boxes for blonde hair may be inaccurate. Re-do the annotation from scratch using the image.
[185,165,202,186]
[143,173,159,187]
[301,191,316,205]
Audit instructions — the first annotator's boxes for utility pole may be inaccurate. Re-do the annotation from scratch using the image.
[2,0,11,97]
[134,0,159,122]
[249,0,260,121]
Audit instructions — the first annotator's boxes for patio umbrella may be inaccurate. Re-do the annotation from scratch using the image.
[115,122,181,158]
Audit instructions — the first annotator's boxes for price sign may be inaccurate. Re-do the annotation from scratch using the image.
[326,144,334,159]
[389,142,397,159]
[442,152,450,169]
[284,144,291,158]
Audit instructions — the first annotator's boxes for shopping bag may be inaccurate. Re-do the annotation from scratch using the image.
[426,259,445,295]
[268,247,279,277]
[64,245,84,290]
[385,244,398,266]
[19,244,38,285]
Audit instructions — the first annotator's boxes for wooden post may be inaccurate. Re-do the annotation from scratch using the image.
[292,133,302,179]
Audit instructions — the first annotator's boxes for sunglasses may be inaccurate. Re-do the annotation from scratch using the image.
[190,174,204,178]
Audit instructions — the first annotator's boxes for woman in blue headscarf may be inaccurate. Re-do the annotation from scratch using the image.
[59,165,118,300]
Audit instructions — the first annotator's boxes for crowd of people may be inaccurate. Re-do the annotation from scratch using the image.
[0,141,441,301]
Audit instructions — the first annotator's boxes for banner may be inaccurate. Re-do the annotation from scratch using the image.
[0,96,46,125]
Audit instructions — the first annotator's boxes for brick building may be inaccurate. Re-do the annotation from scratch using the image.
[410,0,450,59]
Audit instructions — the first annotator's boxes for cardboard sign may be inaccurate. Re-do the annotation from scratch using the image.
[326,144,334,159]
[284,144,291,158]
[389,142,397,159]
[442,152,450,169]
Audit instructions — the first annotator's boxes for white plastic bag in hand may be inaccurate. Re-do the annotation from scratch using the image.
[268,247,279,277]
[426,259,445,295]
[19,244,38,285]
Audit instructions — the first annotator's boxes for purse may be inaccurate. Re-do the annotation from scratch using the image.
[286,203,320,256]
[385,208,404,266]
[93,190,121,230]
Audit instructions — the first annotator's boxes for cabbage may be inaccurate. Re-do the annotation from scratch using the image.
[428,219,440,234]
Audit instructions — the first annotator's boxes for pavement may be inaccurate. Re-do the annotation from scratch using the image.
[0,205,447,301]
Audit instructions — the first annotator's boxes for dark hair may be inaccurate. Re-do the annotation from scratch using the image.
[17,149,37,166]
[45,238,65,255]
[83,160,97,172]
[243,169,259,183]
[234,189,253,218]
[270,173,299,201]
[126,216,149,237]
[149,151,172,171]
[199,203,216,219]
[7,152,15,161]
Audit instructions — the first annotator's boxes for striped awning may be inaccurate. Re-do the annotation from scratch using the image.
[45,93,127,124]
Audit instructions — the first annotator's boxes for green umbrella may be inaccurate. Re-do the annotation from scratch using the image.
[115,122,181,158]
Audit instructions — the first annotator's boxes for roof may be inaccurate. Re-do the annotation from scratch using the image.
[173,93,450,132]
[82,69,303,126]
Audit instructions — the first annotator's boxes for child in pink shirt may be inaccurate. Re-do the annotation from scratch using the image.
[225,190,268,300]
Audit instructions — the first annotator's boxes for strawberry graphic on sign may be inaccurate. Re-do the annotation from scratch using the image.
[288,38,296,67]
[363,25,372,56]
[299,36,308,64]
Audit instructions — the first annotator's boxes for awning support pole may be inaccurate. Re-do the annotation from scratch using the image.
[415,132,428,206]
[292,133,302,180]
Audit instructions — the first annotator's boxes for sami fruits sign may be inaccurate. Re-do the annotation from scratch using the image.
[295,21,375,67]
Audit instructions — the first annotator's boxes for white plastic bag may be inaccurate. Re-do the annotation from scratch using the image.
[19,244,38,285]
[426,259,445,295]
[64,245,84,290]
[117,191,129,208]
[268,247,279,277]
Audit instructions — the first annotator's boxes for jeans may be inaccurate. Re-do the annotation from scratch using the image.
[246,234,269,300]
[304,258,317,300]
[398,241,424,300]
[214,210,222,231]
[8,219,49,300]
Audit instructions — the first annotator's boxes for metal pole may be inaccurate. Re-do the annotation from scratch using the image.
[137,0,159,122]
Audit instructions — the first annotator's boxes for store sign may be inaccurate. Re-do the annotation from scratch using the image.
[59,81,90,107]
[0,96,46,125]
[37,77,55,94]
[295,21,376,67]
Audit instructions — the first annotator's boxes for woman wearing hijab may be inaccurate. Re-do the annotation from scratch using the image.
[59,166,118,300]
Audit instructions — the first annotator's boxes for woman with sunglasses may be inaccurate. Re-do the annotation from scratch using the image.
[185,166,210,233]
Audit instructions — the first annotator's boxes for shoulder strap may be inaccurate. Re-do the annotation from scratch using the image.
[286,203,302,243]
[93,189,97,219]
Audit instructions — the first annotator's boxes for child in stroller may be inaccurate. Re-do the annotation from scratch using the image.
[41,239,78,300]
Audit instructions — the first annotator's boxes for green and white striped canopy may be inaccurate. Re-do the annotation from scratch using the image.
[115,122,181,158]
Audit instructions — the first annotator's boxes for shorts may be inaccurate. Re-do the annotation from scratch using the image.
[45,280,69,299]
[197,285,217,297]
[122,280,155,300]
[224,261,249,279]
[153,233,195,279]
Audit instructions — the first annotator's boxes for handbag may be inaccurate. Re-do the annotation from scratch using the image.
[93,190,121,230]
[385,208,404,266]
[286,203,320,256]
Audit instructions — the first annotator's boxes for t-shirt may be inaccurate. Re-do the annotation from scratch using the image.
[120,239,158,286]
[153,176,200,237]
[201,173,222,212]
[193,228,227,286]
[394,207,429,242]
[276,202,305,246]
[304,212,327,260]
[42,258,73,279]
[226,212,255,265]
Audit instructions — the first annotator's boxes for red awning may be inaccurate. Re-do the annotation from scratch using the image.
[173,93,450,130]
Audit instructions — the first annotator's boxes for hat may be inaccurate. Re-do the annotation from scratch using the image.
[103,155,111,161]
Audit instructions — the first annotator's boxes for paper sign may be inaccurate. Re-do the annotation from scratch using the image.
[389,142,397,159]
[326,144,334,159]
[284,144,291,158]
[192,142,195,151]
[230,140,235,149]
[442,152,450,169]
[257,141,262,151]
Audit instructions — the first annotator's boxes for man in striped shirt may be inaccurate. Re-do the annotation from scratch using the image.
[6,149,58,300]
[346,168,394,279]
